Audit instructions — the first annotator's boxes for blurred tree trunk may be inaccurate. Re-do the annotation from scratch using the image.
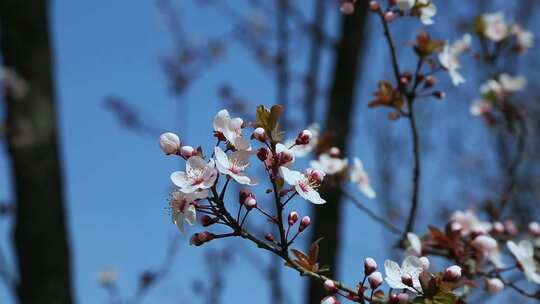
[0,0,74,303]
[306,4,369,303]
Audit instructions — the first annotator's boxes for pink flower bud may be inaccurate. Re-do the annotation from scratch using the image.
[201,215,215,227]
[401,274,413,287]
[364,257,377,275]
[189,231,214,246]
[444,265,462,281]
[492,221,505,234]
[369,1,380,11]
[324,279,337,292]
[425,76,436,87]
[239,188,252,205]
[288,211,299,226]
[397,293,409,304]
[159,132,181,154]
[389,294,399,304]
[180,145,195,158]
[329,147,341,158]
[252,127,267,142]
[485,278,504,293]
[368,271,383,289]
[529,221,540,237]
[471,235,498,254]
[279,150,295,165]
[384,11,396,22]
[265,233,274,242]
[340,2,355,15]
[321,295,340,304]
[299,216,311,232]
[295,129,313,145]
[504,220,518,236]
[433,91,446,99]
[244,197,257,210]
[449,221,463,235]
[419,256,430,271]
[257,147,270,161]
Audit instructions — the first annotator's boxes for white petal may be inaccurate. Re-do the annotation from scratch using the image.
[231,172,257,186]
[280,167,302,185]
[407,233,422,256]
[302,187,326,205]
[186,156,206,171]
[184,205,197,226]
[519,240,534,258]
[384,260,405,289]
[213,109,230,133]
[171,171,190,188]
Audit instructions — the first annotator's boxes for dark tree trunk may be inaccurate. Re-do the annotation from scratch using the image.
[306,4,369,303]
[0,0,74,303]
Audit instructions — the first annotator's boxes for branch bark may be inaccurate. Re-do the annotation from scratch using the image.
[0,0,74,302]
[306,4,370,303]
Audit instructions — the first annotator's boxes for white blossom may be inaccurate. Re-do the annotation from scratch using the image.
[417,0,436,25]
[214,147,257,185]
[511,24,534,51]
[470,99,492,117]
[482,13,509,42]
[407,233,422,256]
[438,34,471,86]
[349,158,376,199]
[213,109,251,150]
[451,209,491,235]
[507,240,540,284]
[310,153,348,175]
[286,123,320,157]
[396,0,415,11]
[280,167,326,205]
[169,190,207,233]
[171,156,217,193]
[384,256,424,293]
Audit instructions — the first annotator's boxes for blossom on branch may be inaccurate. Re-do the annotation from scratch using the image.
[171,156,217,193]
[169,190,208,233]
[384,256,424,293]
[349,158,376,199]
[438,34,471,86]
[507,240,540,284]
[214,147,257,185]
[213,109,251,150]
[280,167,326,205]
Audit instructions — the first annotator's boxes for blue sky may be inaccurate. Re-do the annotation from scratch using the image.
[1,0,539,303]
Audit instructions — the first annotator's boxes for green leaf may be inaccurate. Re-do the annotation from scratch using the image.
[433,291,458,304]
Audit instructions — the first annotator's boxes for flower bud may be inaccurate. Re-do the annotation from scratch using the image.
[279,150,295,165]
[401,274,413,287]
[180,145,195,158]
[397,293,409,304]
[252,127,267,142]
[159,132,181,155]
[239,188,252,205]
[244,197,257,210]
[369,1,380,11]
[340,2,355,15]
[419,256,430,271]
[299,216,311,232]
[384,11,396,22]
[201,215,215,227]
[324,279,337,292]
[288,211,299,226]
[425,76,436,88]
[257,147,270,161]
[485,278,504,293]
[400,76,409,85]
[529,221,540,237]
[504,220,518,236]
[295,129,313,145]
[329,147,341,158]
[389,294,399,304]
[471,235,497,253]
[364,257,377,275]
[189,231,214,246]
[444,265,462,281]
[449,221,463,235]
[491,221,505,234]
[368,271,383,289]
[265,233,274,242]
[433,91,446,99]
[321,295,340,304]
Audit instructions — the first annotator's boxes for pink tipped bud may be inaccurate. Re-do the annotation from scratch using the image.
[450,221,463,234]
[485,278,504,293]
[180,145,195,158]
[471,235,498,254]
[189,231,214,246]
[244,197,257,210]
[444,265,462,281]
[279,150,295,165]
[159,132,181,154]
[529,221,540,237]
[401,274,413,287]
[252,127,267,142]
[400,76,409,85]
[368,271,383,290]
[296,129,313,145]
[425,76,436,87]
[324,279,337,292]
[257,147,270,161]
[419,256,430,271]
[265,233,274,242]
[397,293,409,304]
[384,11,396,22]
[364,257,377,275]
[201,215,215,227]
[288,211,299,226]
[299,216,311,232]
[369,1,380,11]
[504,220,518,236]
[306,168,325,185]
[492,221,505,234]
[321,295,340,304]
[389,294,399,304]
[239,188,252,205]
[433,91,446,99]
[340,2,355,15]
[329,147,341,158]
